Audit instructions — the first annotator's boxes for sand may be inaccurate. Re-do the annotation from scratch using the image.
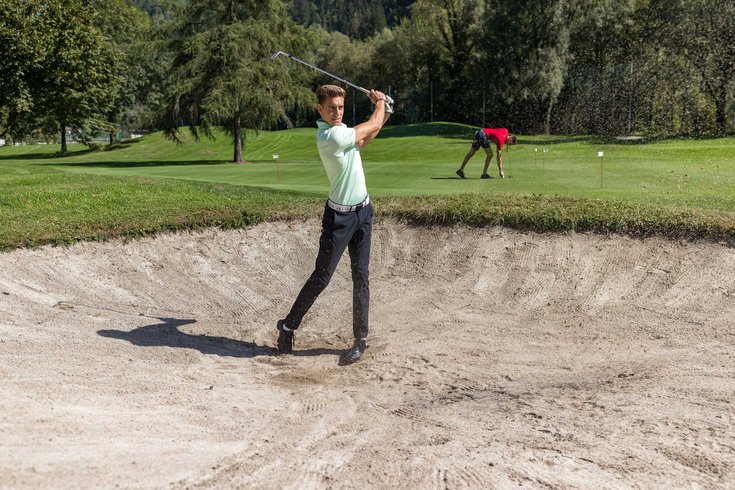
[1,220,733,488]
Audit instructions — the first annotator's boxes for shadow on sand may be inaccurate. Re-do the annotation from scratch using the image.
[98,317,342,358]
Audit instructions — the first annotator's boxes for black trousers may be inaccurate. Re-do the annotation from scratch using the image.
[284,202,373,339]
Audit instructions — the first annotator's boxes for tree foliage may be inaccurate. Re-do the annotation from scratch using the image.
[2,0,734,144]
[289,0,413,39]
[0,0,45,138]
[0,0,122,150]
[162,0,314,162]
[646,0,735,134]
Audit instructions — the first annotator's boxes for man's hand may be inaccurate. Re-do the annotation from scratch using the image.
[368,90,393,113]
[367,89,386,105]
[356,90,390,148]
[384,95,394,114]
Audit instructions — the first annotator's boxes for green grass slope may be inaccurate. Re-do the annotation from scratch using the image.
[1,123,734,250]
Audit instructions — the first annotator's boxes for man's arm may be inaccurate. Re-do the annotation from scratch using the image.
[354,90,389,149]
[357,110,390,148]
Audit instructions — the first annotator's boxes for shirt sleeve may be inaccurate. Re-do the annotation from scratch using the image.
[328,126,356,152]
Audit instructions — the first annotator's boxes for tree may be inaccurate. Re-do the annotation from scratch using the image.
[93,0,159,142]
[163,0,314,163]
[553,0,640,135]
[0,0,50,139]
[368,11,438,124]
[477,0,578,134]
[0,0,122,151]
[647,0,735,134]
[40,0,121,152]
[400,0,480,123]
[290,0,414,40]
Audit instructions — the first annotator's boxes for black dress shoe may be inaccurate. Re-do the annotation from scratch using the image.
[276,320,294,354]
[339,338,367,365]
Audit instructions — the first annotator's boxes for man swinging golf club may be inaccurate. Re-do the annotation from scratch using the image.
[276,84,392,365]
[456,127,517,179]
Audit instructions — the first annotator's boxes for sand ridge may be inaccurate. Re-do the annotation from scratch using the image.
[1,221,733,488]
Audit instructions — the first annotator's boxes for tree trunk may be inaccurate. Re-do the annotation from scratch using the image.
[109,131,115,145]
[544,99,553,135]
[233,115,243,163]
[60,123,67,154]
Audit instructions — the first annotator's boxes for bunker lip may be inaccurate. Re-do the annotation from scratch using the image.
[1,221,733,488]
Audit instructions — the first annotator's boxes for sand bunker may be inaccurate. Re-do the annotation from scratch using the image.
[1,221,733,488]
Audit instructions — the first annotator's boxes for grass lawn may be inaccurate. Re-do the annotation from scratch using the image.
[1,122,734,250]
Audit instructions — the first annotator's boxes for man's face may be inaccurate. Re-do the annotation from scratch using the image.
[317,96,345,126]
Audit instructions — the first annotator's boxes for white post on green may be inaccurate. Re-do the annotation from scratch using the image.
[543,148,548,176]
[505,145,510,178]
[598,151,604,188]
[273,154,280,183]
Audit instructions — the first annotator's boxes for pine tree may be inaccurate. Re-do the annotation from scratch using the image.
[163,0,313,163]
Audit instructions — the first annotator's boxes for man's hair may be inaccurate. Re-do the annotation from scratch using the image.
[316,85,346,104]
[508,134,517,145]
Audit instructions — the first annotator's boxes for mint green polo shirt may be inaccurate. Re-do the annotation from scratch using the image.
[316,119,368,206]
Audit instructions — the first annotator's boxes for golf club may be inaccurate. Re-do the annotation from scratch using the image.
[270,51,394,107]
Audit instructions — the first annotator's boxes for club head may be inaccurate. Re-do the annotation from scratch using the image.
[270,51,287,61]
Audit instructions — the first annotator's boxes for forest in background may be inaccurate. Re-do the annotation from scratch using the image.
[2,0,734,159]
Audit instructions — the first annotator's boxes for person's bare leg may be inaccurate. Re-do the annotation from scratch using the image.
[481,148,493,177]
[459,148,476,172]
[457,148,476,178]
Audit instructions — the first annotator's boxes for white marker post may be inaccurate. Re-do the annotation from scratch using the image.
[535,148,538,167]
[273,154,280,183]
[598,151,604,188]
[543,148,548,176]
[505,146,510,178]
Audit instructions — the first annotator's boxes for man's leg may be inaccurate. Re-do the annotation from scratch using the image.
[457,147,477,178]
[481,147,493,177]
[348,204,372,340]
[339,204,373,365]
[459,148,476,172]
[283,205,355,331]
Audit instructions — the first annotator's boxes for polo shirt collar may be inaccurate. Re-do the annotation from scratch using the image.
[317,119,346,129]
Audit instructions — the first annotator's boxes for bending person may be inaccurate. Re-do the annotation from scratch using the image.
[456,127,516,179]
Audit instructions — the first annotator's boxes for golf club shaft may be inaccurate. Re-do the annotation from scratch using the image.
[279,52,370,95]
[272,51,393,105]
